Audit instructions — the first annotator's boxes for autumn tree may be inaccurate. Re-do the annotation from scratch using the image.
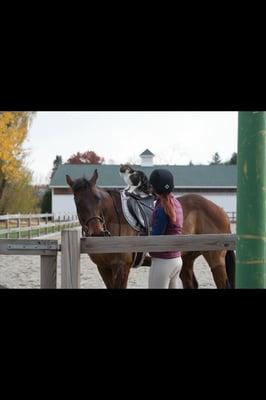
[0,168,40,214]
[0,111,36,199]
[66,150,104,164]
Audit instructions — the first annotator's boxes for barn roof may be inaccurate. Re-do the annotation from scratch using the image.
[50,164,237,188]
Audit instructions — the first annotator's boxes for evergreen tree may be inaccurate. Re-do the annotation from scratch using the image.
[224,152,237,165]
[210,152,222,165]
[50,155,63,179]
[41,189,52,213]
[229,152,237,165]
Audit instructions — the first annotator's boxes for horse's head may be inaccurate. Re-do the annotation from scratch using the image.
[66,169,111,237]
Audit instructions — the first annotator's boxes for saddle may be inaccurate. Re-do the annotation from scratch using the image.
[120,190,155,268]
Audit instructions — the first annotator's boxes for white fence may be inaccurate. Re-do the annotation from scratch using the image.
[0,213,79,239]
[227,211,236,223]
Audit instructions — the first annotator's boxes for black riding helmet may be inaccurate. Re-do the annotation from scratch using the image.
[149,169,174,195]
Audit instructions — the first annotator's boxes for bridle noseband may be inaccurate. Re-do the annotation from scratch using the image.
[82,214,111,237]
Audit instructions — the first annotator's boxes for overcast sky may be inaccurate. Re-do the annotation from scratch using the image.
[24,111,238,183]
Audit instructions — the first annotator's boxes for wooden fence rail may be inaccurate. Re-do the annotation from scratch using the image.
[0,239,59,288]
[0,229,237,289]
[80,233,236,254]
[61,229,236,288]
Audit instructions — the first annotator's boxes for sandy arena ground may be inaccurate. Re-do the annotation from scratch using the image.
[0,226,235,289]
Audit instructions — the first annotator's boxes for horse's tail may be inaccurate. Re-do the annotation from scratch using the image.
[225,250,236,289]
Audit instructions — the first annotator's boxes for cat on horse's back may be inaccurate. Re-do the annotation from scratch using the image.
[119,164,150,197]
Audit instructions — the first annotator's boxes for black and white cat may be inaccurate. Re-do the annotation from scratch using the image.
[119,164,150,197]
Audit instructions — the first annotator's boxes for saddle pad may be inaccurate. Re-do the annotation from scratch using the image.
[120,190,155,233]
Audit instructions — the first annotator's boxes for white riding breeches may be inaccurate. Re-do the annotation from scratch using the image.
[148,257,183,289]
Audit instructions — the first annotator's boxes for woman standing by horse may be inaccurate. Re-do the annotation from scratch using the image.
[148,169,184,289]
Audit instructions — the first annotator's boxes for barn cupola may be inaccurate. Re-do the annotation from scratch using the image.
[139,149,155,166]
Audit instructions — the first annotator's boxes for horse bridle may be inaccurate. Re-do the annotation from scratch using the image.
[81,214,111,237]
[80,191,121,237]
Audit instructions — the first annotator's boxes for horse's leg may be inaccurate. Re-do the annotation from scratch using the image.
[180,252,200,289]
[97,264,130,289]
[112,262,131,289]
[202,250,228,289]
[97,266,114,289]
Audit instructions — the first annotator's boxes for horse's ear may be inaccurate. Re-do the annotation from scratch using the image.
[90,169,98,185]
[66,174,74,188]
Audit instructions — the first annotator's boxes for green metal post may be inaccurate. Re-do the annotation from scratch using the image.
[236,112,266,288]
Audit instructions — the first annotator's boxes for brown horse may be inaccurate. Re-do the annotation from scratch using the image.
[66,170,235,289]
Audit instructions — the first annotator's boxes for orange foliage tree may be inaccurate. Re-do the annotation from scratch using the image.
[66,150,104,164]
[0,111,35,199]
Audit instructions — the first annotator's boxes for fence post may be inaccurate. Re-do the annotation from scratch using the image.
[52,214,55,233]
[38,216,40,237]
[28,214,31,239]
[236,112,266,288]
[6,217,9,239]
[17,215,21,238]
[61,229,80,288]
[41,255,57,288]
